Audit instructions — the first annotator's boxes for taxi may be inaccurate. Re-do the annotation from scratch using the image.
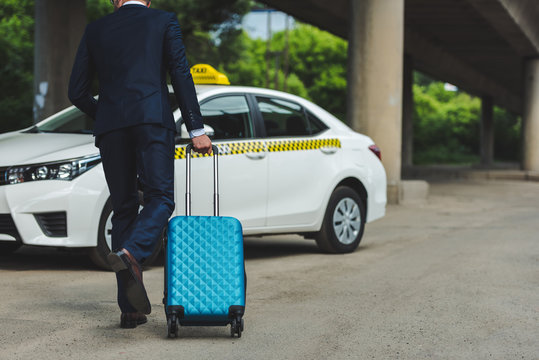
[0,65,386,268]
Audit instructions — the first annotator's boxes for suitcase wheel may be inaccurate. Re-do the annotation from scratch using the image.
[230,318,244,338]
[167,314,179,338]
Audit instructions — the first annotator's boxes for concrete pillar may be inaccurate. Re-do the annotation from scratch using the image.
[402,55,414,168]
[34,0,86,122]
[346,0,404,203]
[480,95,494,166]
[523,59,539,171]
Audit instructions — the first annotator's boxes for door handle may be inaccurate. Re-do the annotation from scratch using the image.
[245,152,267,160]
[320,147,338,155]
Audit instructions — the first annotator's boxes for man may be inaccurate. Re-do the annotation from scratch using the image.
[68,0,212,328]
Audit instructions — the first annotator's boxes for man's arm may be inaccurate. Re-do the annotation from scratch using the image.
[68,28,97,119]
[163,13,211,154]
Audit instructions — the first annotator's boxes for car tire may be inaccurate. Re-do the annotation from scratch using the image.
[315,186,366,254]
[0,241,22,254]
[88,198,163,270]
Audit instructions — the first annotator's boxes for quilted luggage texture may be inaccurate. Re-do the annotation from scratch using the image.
[164,144,245,338]
[166,216,245,322]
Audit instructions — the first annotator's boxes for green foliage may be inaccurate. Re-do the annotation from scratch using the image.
[493,106,521,161]
[0,1,524,165]
[0,0,251,133]
[86,0,112,21]
[0,0,34,133]
[413,82,481,164]
[154,0,251,65]
[412,77,521,164]
[214,30,265,87]
[271,24,348,119]
[86,0,251,66]
[213,24,347,119]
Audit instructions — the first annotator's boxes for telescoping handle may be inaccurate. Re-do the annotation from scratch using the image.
[185,144,219,217]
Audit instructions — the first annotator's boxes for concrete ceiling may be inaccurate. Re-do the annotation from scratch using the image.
[259,0,539,114]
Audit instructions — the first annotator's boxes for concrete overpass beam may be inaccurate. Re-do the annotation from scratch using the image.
[523,59,539,171]
[34,0,86,122]
[346,0,404,203]
[480,95,494,166]
[405,29,522,114]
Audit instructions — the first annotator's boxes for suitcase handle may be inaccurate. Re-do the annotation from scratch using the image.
[185,144,219,216]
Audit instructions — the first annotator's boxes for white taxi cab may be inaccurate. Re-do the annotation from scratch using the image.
[0,65,386,268]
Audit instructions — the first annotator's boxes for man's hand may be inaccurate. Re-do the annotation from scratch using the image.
[192,134,212,155]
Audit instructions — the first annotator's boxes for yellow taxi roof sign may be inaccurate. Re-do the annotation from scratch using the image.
[190,64,230,85]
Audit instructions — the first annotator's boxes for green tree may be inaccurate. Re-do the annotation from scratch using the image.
[493,106,521,161]
[0,0,34,133]
[87,0,252,65]
[213,24,347,120]
[271,24,348,119]
[0,0,252,133]
[412,75,521,164]
[413,81,481,164]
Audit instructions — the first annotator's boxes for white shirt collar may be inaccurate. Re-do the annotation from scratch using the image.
[123,1,146,6]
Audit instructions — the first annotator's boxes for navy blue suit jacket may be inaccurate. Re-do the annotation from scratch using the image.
[68,4,203,136]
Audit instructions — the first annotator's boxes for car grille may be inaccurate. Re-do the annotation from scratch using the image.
[0,167,8,186]
[34,212,67,237]
[0,214,21,240]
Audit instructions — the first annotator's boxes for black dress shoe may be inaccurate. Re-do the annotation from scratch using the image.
[120,312,148,329]
[108,249,152,315]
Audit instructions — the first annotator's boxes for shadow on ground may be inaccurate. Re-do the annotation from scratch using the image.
[243,236,320,260]
[0,235,370,271]
[0,246,95,271]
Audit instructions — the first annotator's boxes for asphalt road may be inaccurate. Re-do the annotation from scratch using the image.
[0,180,537,360]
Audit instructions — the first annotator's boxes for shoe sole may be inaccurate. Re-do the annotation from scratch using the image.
[108,253,152,315]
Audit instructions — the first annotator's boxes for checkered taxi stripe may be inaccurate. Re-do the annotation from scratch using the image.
[174,138,341,159]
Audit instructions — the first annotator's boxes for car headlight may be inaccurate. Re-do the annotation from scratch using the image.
[5,155,101,184]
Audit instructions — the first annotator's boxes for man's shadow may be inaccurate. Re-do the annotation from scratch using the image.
[1,234,372,271]
[0,246,95,271]
[150,235,322,267]
[243,235,321,260]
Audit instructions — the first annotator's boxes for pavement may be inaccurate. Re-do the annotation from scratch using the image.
[0,180,537,360]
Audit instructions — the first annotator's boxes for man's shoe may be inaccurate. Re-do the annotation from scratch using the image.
[120,312,148,329]
[107,249,152,314]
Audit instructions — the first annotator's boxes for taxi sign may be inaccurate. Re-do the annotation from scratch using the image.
[190,64,230,85]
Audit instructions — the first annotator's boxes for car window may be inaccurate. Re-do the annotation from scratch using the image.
[256,97,310,137]
[34,108,93,134]
[200,95,253,140]
[306,110,328,135]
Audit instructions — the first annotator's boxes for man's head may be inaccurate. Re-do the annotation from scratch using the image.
[110,0,151,11]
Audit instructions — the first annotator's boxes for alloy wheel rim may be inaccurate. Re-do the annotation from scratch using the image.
[332,197,361,245]
[104,210,113,251]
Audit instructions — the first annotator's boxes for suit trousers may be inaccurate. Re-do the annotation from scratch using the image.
[97,124,175,313]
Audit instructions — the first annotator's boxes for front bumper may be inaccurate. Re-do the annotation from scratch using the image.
[0,164,109,247]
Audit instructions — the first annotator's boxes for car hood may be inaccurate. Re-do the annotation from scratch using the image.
[0,131,98,166]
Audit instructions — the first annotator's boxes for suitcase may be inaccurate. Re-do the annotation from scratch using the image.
[164,144,246,338]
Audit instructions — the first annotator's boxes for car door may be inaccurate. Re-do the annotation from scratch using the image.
[254,96,341,228]
[174,94,268,229]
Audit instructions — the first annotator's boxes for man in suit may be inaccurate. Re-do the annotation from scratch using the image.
[68,0,212,328]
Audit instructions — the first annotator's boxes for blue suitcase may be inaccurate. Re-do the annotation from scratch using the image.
[164,144,246,338]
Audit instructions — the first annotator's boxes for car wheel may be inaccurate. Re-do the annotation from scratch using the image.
[315,186,366,253]
[0,241,22,254]
[88,198,163,270]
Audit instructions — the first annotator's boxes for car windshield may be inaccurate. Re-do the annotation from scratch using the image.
[29,94,181,135]
[29,107,94,134]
